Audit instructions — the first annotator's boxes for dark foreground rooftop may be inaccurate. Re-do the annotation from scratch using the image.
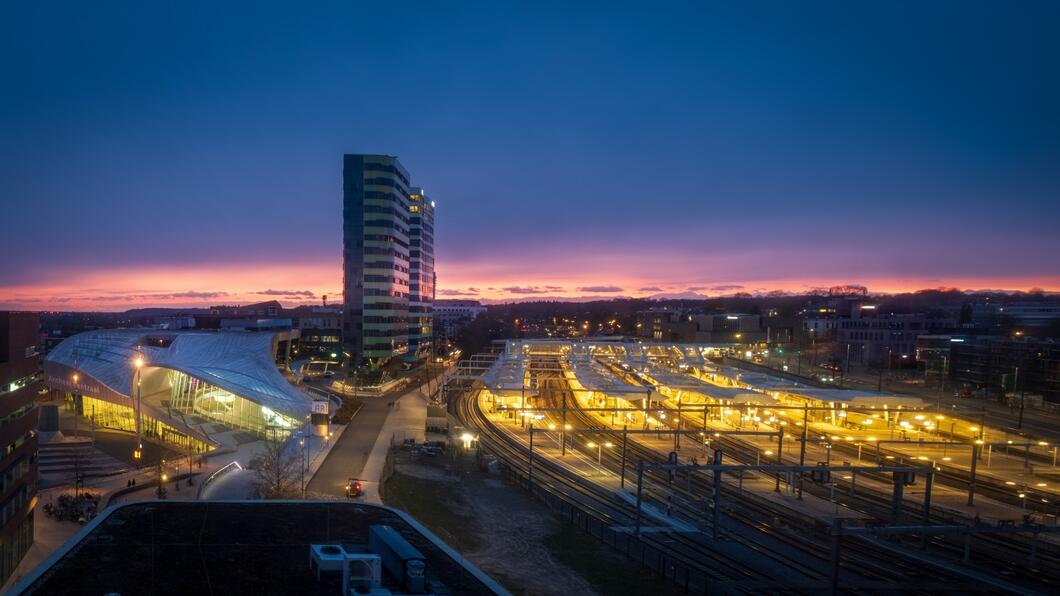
[13,500,506,595]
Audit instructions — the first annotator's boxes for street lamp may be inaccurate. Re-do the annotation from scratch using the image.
[587,441,611,465]
[133,354,145,457]
[299,437,306,497]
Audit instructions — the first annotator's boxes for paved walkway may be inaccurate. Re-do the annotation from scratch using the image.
[360,387,429,503]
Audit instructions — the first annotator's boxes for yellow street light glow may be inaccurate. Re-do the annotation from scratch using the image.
[461,432,474,442]
[867,437,877,442]
[1019,493,1026,498]
[548,423,556,430]
[969,426,979,432]
[975,439,984,445]
[844,436,854,441]
[604,442,613,448]
[942,457,952,461]
[1039,441,1049,446]
[564,424,572,430]
[914,415,925,420]
[587,442,596,448]
[1005,481,1016,485]
[134,356,144,368]
[918,456,929,461]
[764,450,773,455]
[1036,482,1048,487]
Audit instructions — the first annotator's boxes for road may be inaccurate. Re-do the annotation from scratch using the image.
[306,365,449,496]
[305,397,392,496]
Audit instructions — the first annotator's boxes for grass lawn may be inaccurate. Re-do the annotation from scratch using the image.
[546,522,684,595]
[382,471,483,553]
[331,397,363,424]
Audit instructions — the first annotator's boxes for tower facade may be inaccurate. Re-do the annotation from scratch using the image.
[407,187,435,367]
[342,155,412,372]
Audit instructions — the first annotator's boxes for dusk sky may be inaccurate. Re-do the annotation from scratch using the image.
[2,1,1059,310]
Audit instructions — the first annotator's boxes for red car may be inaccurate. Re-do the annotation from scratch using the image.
[345,478,363,498]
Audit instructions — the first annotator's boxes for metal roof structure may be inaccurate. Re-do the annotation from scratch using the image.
[566,359,647,398]
[641,365,766,401]
[45,329,314,419]
[696,363,925,408]
[481,355,528,394]
[499,339,733,365]
[769,387,925,408]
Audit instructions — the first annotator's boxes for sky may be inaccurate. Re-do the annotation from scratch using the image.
[2,1,1059,310]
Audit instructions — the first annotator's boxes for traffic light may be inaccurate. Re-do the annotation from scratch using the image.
[133,448,142,460]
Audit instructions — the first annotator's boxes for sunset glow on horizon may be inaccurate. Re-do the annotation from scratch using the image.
[2,257,1057,311]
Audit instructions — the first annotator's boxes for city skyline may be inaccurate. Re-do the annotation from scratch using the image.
[3,2,1059,310]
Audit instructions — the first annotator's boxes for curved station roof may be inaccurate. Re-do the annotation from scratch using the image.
[45,329,314,419]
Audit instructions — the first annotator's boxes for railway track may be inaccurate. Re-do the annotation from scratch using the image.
[551,383,981,590]
[558,372,1060,592]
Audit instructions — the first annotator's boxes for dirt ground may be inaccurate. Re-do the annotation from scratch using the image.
[383,450,680,595]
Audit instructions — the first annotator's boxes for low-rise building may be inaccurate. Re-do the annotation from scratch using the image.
[949,336,1060,404]
[834,309,955,367]
[434,300,486,341]
[289,305,343,359]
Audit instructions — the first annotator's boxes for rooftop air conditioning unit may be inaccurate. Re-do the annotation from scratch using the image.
[342,553,382,593]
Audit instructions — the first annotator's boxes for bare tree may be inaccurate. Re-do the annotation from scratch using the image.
[248,438,300,498]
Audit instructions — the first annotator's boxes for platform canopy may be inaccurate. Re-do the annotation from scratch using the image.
[640,365,766,402]
[481,354,529,395]
[771,387,926,409]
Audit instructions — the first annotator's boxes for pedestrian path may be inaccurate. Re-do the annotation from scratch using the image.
[359,385,430,504]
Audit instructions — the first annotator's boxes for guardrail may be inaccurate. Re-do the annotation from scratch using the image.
[196,460,244,499]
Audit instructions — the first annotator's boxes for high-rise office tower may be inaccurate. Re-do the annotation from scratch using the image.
[407,187,436,367]
[342,155,414,374]
[0,312,39,585]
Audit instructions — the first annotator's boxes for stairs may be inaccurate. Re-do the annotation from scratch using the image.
[38,441,130,483]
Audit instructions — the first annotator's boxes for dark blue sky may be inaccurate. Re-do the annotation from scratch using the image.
[2,1,1058,308]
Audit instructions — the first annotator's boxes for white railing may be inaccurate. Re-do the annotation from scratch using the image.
[196,460,243,499]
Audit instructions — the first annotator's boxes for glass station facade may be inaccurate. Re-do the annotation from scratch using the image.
[77,395,211,453]
[166,370,301,437]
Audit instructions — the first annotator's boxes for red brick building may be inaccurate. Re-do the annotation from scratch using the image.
[0,312,39,585]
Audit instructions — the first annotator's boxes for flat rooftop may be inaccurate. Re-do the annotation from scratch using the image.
[13,501,504,595]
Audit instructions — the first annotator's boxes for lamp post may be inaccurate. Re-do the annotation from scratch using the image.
[587,441,611,466]
[299,437,306,498]
[133,354,144,457]
[72,373,80,438]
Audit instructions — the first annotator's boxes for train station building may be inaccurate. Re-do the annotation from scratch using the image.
[43,330,316,450]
